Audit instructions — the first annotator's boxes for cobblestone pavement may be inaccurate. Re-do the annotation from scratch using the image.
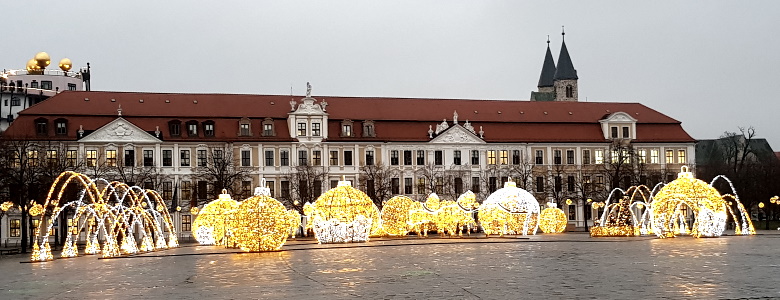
[1,231,779,300]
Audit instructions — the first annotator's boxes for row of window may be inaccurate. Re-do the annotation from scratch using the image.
[1,80,73,92]
[388,149,688,166]
[295,120,376,138]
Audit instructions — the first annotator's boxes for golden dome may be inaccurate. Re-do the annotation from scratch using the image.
[58,58,72,71]
[26,59,41,72]
[34,52,51,68]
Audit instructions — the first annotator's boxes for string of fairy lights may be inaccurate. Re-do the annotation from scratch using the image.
[23,167,762,262]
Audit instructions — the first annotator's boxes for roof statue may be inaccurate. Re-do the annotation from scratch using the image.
[289,98,297,112]
[435,119,449,134]
[464,120,475,134]
[428,125,434,138]
[453,111,459,124]
[306,82,312,98]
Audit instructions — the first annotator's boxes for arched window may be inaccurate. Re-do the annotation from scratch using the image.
[238,117,252,136]
[566,85,573,98]
[261,118,275,137]
[362,120,376,137]
[186,120,199,137]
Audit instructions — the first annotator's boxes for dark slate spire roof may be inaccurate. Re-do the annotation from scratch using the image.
[553,38,578,80]
[537,42,557,88]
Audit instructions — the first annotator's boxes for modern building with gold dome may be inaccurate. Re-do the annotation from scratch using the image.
[0,39,695,243]
[0,52,91,131]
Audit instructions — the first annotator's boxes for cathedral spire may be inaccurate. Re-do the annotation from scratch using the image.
[554,27,578,80]
[537,36,557,88]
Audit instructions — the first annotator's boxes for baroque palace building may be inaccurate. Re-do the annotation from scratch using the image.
[1,38,694,242]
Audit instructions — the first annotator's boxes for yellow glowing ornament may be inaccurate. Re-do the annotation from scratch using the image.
[651,167,727,238]
[566,199,572,205]
[229,187,294,252]
[307,180,379,243]
[380,195,415,236]
[192,190,240,246]
[1,201,14,212]
[190,206,200,215]
[538,203,567,234]
[758,202,765,209]
[29,203,44,216]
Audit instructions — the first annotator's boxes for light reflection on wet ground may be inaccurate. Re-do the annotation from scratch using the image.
[2,232,780,299]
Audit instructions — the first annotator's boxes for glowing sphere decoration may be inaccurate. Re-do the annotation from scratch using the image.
[229,187,295,252]
[307,180,380,243]
[538,203,567,234]
[192,190,240,246]
[380,195,416,236]
[58,58,72,71]
[651,167,727,238]
[478,181,540,236]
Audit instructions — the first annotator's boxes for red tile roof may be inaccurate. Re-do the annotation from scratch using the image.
[6,91,695,143]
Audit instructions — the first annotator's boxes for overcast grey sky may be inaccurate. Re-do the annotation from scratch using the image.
[4,1,779,148]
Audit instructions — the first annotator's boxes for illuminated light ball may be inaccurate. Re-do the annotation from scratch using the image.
[651,167,727,238]
[34,52,51,68]
[176,206,181,212]
[425,193,441,210]
[192,191,240,246]
[229,193,292,252]
[1,201,13,212]
[308,180,380,243]
[380,196,415,236]
[566,199,573,205]
[58,58,72,71]
[539,203,567,234]
[457,191,479,210]
[190,206,200,215]
[478,181,540,236]
[758,202,765,209]
[29,203,44,216]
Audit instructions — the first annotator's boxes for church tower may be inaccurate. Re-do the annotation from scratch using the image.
[530,37,557,101]
[553,28,578,102]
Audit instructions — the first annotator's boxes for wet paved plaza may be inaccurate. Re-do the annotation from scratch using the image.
[1,231,779,299]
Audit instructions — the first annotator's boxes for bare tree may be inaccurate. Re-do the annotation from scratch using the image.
[194,145,250,201]
[281,164,329,213]
[0,138,42,253]
[359,161,399,209]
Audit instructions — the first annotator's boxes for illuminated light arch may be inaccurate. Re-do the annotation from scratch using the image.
[651,167,727,238]
[538,203,567,234]
[709,175,755,235]
[192,190,240,246]
[478,181,540,236]
[31,171,178,262]
[306,180,380,243]
[229,187,296,252]
[590,185,655,237]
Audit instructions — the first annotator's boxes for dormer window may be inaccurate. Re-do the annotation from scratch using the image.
[262,118,275,137]
[169,120,182,137]
[622,126,629,138]
[297,123,307,136]
[203,121,215,137]
[341,120,354,137]
[611,126,618,139]
[239,117,251,136]
[35,118,48,136]
[362,120,375,137]
[186,121,198,137]
[54,119,67,136]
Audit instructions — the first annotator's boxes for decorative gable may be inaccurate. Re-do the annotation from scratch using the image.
[79,117,160,143]
[599,111,638,140]
[430,125,485,144]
